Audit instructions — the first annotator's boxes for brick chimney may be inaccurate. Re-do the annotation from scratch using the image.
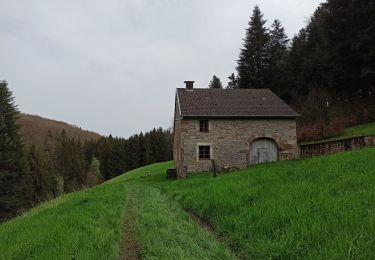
[184,81,195,90]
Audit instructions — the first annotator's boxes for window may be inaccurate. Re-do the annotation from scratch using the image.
[199,146,210,160]
[199,120,209,132]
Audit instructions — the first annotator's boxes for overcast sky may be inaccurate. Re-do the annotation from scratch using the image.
[0,0,323,138]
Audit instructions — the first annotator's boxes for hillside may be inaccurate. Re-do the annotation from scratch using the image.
[1,148,375,259]
[17,113,102,147]
[301,121,375,145]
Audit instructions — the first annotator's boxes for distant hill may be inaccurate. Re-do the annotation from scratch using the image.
[17,113,102,147]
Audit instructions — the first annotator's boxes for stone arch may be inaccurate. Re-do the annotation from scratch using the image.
[247,133,283,150]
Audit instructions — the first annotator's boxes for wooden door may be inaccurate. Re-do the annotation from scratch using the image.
[250,139,278,165]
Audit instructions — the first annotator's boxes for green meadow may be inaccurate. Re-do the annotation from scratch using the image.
[1,148,375,259]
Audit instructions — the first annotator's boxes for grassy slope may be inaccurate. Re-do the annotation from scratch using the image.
[140,148,375,259]
[0,180,127,259]
[0,162,233,260]
[1,148,375,259]
[301,121,375,145]
[127,182,234,259]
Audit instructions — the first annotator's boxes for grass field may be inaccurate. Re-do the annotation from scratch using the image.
[1,148,375,259]
[141,148,375,259]
[301,121,375,145]
[0,162,232,260]
[0,179,128,259]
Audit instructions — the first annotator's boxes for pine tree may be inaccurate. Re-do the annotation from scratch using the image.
[269,19,289,96]
[208,75,223,89]
[27,145,56,203]
[227,73,238,89]
[237,5,270,89]
[0,81,30,220]
[72,139,87,188]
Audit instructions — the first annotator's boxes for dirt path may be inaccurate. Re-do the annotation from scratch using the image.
[120,187,140,260]
[187,211,238,259]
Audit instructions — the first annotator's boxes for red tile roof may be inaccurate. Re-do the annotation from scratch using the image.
[177,88,299,118]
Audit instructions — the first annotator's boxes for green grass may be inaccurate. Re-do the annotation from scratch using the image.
[1,148,375,259]
[141,148,375,259]
[339,121,375,138]
[127,182,234,259]
[0,162,232,260]
[0,180,128,259]
[301,121,375,145]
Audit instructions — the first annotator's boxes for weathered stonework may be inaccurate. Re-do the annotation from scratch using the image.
[174,118,299,177]
[300,135,375,158]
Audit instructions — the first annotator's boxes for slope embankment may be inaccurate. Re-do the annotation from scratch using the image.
[1,148,375,259]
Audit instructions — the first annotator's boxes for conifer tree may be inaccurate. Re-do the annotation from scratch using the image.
[227,73,238,89]
[27,145,56,202]
[0,81,30,220]
[237,5,270,89]
[209,75,223,89]
[269,19,289,96]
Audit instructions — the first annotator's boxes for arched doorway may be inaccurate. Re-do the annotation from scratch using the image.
[249,138,278,165]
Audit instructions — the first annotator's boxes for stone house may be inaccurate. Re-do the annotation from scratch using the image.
[173,81,300,179]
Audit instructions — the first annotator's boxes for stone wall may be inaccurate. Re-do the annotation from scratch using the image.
[300,135,375,158]
[173,97,186,179]
[176,118,299,173]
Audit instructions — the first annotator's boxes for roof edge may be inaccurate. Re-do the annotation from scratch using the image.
[181,114,300,118]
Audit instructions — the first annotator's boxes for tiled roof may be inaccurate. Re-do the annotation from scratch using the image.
[176,88,299,117]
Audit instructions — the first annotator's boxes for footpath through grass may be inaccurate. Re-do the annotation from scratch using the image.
[141,148,375,259]
[0,162,233,260]
[1,148,375,259]
[126,182,234,259]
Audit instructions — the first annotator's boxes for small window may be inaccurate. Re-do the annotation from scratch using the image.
[199,146,210,160]
[199,120,209,132]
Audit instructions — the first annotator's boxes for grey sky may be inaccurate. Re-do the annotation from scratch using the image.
[0,0,322,137]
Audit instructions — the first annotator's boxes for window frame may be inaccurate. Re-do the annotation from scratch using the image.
[199,120,209,133]
[198,145,211,160]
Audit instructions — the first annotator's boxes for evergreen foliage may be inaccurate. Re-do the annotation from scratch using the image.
[0,81,173,221]
[234,2,375,139]
[268,19,289,97]
[0,81,30,220]
[286,0,375,99]
[226,73,238,89]
[27,145,56,203]
[84,127,173,181]
[208,75,223,89]
[237,5,271,89]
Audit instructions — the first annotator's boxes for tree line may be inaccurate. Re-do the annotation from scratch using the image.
[0,81,172,221]
[209,1,375,140]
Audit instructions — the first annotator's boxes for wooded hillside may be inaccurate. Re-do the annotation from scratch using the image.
[17,113,101,147]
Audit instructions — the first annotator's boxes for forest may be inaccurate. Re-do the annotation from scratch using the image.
[212,1,375,140]
[0,80,172,221]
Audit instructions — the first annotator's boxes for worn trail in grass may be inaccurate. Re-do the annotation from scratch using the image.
[2,148,375,259]
[121,186,139,260]
[138,148,375,259]
[0,161,234,260]
[128,182,235,260]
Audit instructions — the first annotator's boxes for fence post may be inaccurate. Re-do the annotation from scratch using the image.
[211,159,217,178]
